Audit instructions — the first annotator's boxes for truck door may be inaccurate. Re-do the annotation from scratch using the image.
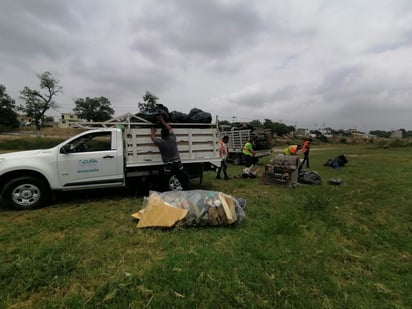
[57,131,124,188]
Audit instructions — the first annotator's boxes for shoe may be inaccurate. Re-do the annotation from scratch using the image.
[216,175,221,179]
[224,176,230,180]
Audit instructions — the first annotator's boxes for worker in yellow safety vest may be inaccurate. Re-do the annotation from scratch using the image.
[283,144,301,156]
[242,138,258,168]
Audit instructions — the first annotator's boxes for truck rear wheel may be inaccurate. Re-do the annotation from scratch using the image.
[167,175,183,191]
[232,154,243,165]
[166,169,190,191]
[2,176,50,210]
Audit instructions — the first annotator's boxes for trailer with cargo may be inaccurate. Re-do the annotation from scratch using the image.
[219,128,272,165]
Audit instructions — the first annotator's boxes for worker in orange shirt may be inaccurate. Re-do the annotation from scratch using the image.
[300,138,312,169]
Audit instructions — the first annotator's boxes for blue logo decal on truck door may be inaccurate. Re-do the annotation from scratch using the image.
[77,159,100,173]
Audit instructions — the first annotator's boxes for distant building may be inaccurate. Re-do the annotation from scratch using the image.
[318,128,332,138]
[350,130,363,139]
[58,113,79,128]
[390,130,403,139]
[17,115,32,126]
[360,133,377,139]
[309,128,333,138]
[296,128,310,137]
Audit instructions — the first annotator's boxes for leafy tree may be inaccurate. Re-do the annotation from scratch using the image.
[138,91,159,112]
[312,130,330,142]
[0,84,19,131]
[369,130,391,138]
[73,97,114,121]
[19,72,63,130]
[263,119,294,136]
[248,119,263,128]
[333,129,351,136]
[218,120,231,126]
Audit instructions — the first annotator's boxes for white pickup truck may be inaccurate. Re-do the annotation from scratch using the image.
[0,119,221,210]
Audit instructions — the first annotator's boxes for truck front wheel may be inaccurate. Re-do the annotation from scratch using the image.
[2,176,51,210]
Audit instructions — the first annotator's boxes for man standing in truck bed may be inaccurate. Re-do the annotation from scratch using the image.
[151,115,189,190]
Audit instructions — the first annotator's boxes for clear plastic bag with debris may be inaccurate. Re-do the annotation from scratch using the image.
[133,190,246,228]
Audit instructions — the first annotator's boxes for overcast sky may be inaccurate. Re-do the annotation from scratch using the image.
[1,0,411,131]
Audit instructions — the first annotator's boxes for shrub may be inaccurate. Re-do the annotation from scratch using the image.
[376,138,412,149]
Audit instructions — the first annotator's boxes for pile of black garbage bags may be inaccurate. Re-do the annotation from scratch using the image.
[136,104,212,123]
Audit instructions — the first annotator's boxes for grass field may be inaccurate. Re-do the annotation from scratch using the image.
[0,142,411,308]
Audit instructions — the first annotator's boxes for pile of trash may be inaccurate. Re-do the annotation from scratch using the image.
[132,190,246,229]
[136,104,212,123]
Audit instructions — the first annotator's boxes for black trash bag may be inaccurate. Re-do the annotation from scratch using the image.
[156,104,170,122]
[323,158,333,166]
[335,154,348,167]
[170,111,191,123]
[298,170,321,185]
[254,139,271,150]
[135,112,157,123]
[188,108,212,123]
[135,104,170,123]
[324,154,348,168]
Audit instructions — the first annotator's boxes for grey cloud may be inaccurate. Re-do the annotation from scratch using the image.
[1,0,411,130]
[130,0,265,60]
[368,31,412,54]
[316,66,365,94]
[0,0,88,60]
[69,56,177,103]
[216,83,299,112]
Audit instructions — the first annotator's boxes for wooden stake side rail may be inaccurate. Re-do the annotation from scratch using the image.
[219,129,251,152]
[124,127,219,165]
[69,116,221,166]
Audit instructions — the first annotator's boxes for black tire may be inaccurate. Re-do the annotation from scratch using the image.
[255,140,270,150]
[1,176,51,210]
[231,154,243,165]
[164,167,190,191]
[167,174,183,191]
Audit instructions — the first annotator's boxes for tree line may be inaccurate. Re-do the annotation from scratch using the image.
[0,72,169,132]
[1,71,410,137]
[0,71,117,132]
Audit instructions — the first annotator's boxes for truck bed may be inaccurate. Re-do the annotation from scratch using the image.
[69,116,221,168]
[125,127,220,166]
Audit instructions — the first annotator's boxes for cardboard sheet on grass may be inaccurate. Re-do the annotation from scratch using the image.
[132,190,246,228]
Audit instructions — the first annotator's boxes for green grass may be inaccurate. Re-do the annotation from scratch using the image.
[0,144,411,308]
[0,136,64,151]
